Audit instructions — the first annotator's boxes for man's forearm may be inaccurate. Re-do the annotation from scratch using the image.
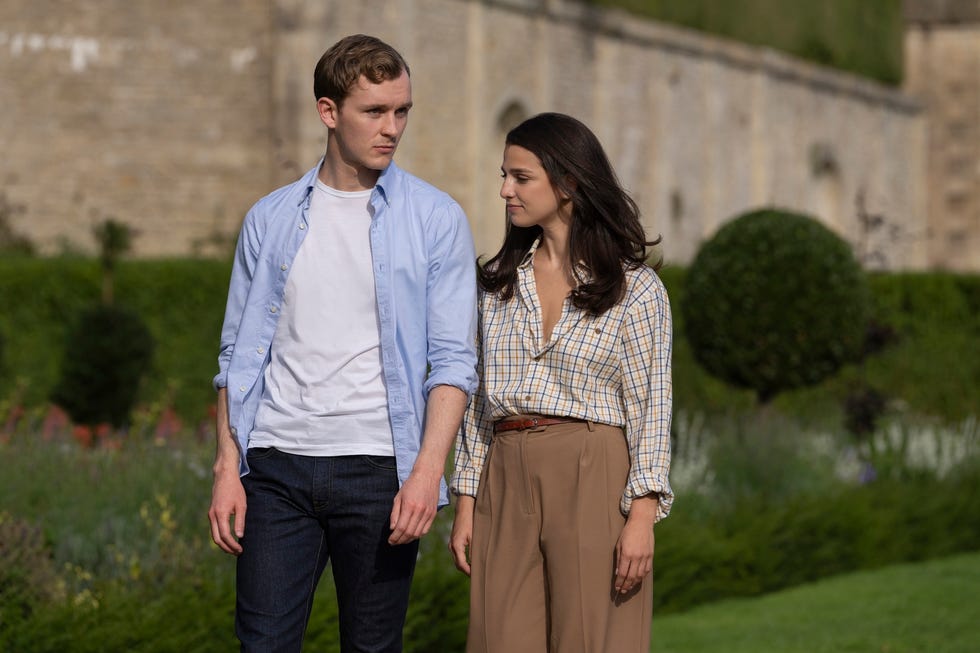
[213,386,240,474]
[413,384,468,476]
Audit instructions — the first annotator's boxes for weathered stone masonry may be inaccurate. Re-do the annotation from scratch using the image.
[3,0,969,270]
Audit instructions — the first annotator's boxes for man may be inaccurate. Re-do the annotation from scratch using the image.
[208,34,477,652]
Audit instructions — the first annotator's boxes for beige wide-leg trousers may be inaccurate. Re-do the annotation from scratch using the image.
[466,420,653,653]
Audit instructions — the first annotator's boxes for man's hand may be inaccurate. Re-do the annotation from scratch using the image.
[209,466,246,555]
[613,494,659,594]
[208,386,246,555]
[388,467,441,545]
[448,495,475,575]
[387,385,468,546]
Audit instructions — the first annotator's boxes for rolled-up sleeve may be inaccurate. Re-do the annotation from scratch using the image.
[450,305,492,497]
[423,202,478,397]
[619,278,674,520]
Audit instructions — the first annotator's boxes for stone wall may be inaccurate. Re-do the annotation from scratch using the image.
[0,0,274,256]
[904,0,980,270]
[1,0,936,270]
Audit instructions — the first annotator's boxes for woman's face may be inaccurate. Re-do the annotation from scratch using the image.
[499,144,569,230]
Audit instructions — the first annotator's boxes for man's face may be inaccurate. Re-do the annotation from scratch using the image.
[320,72,412,177]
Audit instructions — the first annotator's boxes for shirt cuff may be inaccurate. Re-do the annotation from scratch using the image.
[424,368,478,398]
[449,467,481,497]
[622,473,673,521]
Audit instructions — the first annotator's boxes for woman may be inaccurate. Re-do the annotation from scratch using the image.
[449,112,674,653]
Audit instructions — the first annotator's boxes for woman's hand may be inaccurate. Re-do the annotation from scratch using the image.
[614,494,659,594]
[449,495,476,575]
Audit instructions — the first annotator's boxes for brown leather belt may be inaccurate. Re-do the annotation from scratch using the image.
[493,416,584,433]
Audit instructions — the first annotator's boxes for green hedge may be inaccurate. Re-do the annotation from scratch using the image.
[658,266,980,423]
[0,258,230,426]
[653,461,980,613]
[1,259,978,427]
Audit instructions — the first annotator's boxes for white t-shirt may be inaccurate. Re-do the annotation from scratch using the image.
[249,180,394,456]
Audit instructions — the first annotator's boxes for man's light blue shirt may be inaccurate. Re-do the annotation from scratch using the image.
[213,160,478,506]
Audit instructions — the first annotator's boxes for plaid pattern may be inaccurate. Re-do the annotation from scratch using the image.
[451,241,674,519]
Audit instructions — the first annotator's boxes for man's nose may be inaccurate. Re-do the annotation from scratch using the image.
[381,112,398,136]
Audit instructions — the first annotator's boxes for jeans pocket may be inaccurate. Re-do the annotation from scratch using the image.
[246,446,278,462]
[363,455,397,471]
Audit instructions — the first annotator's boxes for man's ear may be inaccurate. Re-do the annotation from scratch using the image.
[317,97,339,129]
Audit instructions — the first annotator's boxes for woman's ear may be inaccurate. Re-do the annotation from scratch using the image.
[558,175,577,200]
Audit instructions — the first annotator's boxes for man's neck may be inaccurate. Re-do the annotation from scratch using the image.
[317,152,382,192]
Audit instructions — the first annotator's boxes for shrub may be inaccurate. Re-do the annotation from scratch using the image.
[682,208,870,402]
[0,512,60,633]
[654,459,980,613]
[0,193,34,256]
[92,219,133,306]
[50,305,154,429]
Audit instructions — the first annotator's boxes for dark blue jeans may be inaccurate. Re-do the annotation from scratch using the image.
[236,448,419,653]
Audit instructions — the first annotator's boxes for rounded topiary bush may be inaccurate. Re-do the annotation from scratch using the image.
[51,305,154,429]
[683,208,869,402]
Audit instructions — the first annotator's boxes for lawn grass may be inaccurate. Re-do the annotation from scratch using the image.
[653,552,980,653]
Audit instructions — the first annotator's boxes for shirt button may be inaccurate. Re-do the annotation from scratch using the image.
[280,264,288,271]
[239,386,246,392]
[299,223,306,230]
[256,347,265,355]
[594,327,602,334]
[270,306,278,313]
[525,394,532,401]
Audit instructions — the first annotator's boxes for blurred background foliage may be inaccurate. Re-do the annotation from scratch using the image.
[589,0,904,84]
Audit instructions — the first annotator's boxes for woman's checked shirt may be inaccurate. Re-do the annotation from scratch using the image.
[451,242,674,519]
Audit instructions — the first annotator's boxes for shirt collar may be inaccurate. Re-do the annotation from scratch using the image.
[374,160,402,207]
[518,236,593,285]
[296,158,401,207]
[518,236,542,269]
[296,159,324,206]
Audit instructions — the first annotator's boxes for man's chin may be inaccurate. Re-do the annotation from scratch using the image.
[368,153,395,170]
